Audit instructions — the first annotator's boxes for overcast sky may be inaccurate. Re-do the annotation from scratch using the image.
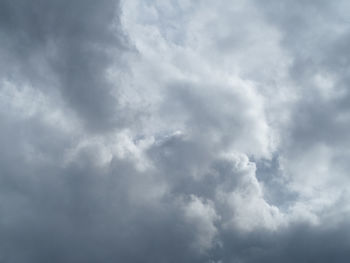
[1,0,350,262]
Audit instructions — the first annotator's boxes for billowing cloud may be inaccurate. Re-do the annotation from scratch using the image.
[1,0,350,262]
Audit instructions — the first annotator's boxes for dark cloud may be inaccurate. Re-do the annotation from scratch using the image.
[0,0,130,131]
[2,125,349,263]
[216,222,350,263]
[0,118,209,262]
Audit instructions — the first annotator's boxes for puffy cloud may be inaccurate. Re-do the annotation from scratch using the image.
[1,0,350,262]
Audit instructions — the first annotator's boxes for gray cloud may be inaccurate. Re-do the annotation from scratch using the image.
[0,0,130,131]
[255,0,350,202]
[1,0,350,262]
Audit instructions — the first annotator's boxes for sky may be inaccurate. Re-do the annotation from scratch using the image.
[1,0,350,262]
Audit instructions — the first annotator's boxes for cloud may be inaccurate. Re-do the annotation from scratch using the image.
[255,0,350,216]
[0,0,130,131]
[1,0,350,262]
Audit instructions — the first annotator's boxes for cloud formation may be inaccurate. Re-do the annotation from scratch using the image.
[1,0,350,262]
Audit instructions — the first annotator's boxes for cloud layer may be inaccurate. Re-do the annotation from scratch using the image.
[1,0,350,262]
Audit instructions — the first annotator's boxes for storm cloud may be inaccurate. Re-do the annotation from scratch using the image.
[1,0,350,262]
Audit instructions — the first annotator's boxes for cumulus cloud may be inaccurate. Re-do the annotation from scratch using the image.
[1,0,350,262]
